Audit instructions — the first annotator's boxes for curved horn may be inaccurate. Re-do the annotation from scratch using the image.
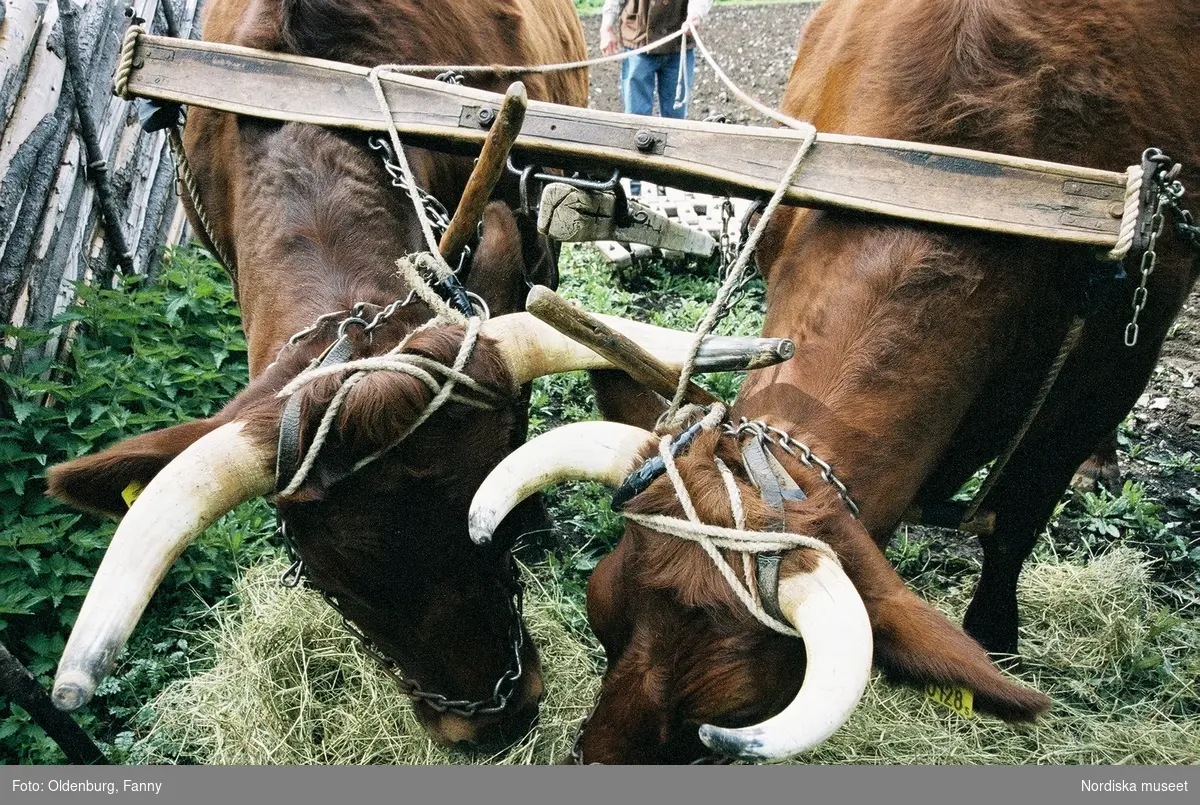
[697,552,873,760]
[469,421,653,544]
[53,421,274,711]
[480,312,792,387]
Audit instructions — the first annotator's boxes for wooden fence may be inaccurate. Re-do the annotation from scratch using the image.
[1,0,202,359]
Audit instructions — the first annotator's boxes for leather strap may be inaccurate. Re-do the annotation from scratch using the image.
[275,335,357,493]
[740,434,810,625]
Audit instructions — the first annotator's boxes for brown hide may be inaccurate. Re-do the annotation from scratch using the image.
[579,0,1199,763]
[48,0,587,748]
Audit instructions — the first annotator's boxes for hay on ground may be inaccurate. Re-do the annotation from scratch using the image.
[131,547,1199,765]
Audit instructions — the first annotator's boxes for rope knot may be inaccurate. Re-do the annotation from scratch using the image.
[275,316,502,496]
[627,413,840,639]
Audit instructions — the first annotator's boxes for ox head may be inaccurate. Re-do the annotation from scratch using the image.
[469,416,1052,763]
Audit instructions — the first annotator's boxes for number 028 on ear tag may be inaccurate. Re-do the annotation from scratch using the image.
[925,683,974,718]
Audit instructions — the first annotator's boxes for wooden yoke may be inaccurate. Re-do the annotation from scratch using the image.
[439,82,528,262]
[120,33,1135,250]
[527,285,721,406]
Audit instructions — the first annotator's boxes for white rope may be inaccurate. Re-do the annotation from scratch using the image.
[1106,163,1144,261]
[274,18,697,499]
[686,22,814,131]
[634,422,841,638]
[396,253,468,325]
[114,24,143,99]
[714,456,756,604]
[276,317,499,496]
[367,28,689,79]
[658,23,817,421]
[367,67,457,284]
[673,31,691,110]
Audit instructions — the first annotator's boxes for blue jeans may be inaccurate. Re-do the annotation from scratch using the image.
[620,48,696,119]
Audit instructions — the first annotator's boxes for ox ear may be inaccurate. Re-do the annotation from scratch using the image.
[804,515,1051,722]
[465,202,556,317]
[868,584,1052,721]
[47,418,228,519]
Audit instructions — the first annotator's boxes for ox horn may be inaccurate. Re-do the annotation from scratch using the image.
[697,553,872,760]
[479,312,793,388]
[53,421,274,711]
[469,420,653,544]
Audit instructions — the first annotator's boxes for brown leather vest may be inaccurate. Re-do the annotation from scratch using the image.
[619,0,692,55]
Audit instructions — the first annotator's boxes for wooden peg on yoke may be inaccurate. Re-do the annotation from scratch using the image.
[438,81,529,262]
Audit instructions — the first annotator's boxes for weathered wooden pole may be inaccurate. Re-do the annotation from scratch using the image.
[0,640,108,765]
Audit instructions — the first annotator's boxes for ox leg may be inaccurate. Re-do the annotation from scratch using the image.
[962,432,1106,656]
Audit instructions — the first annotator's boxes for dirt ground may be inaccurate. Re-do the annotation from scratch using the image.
[581,0,1200,559]
[581,2,814,124]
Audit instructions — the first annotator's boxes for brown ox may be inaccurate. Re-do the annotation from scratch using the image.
[44,0,606,749]
[470,0,1200,762]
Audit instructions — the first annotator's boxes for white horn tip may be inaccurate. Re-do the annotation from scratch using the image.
[52,671,96,712]
[696,554,873,761]
[469,510,497,545]
[698,723,768,759]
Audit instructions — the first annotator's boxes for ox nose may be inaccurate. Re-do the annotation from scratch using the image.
[418,662,545,750]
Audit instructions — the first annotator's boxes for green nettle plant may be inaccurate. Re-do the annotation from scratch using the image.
[0,248,276,764]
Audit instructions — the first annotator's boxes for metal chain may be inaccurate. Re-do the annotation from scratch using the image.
[717,196,734,274]
[711,199,761,329]
[367,135,453,239]
[277,519,527,718]
[1125,149,1199,346]
[1164,178,1200,251]
[1124,187,1168,347]
[573,411,852,765]
[725,418,861,518]
[274,296,523,718]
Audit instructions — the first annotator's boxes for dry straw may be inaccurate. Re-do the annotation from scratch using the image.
[131,547,1198,765]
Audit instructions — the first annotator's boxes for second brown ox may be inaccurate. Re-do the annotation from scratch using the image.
[471,0,1200,762]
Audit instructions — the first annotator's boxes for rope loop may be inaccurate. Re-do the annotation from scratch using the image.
[1105,163,1144,262]
[629,407,841,639]
[275,315,503,496]
[113,24,144,99]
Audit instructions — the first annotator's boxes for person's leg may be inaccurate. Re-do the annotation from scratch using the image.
[621,51,657,116]
[619,51,630,110]
[657,47,695,119]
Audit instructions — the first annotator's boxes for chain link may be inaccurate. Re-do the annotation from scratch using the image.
[1124,149,1199,347]
[1124,193,1167,347]
[724,418,861,518]
[276,519,527,718]
[711,199,759,329]
[1164,179,1200,251]
[274,293,526,719]
[367,135,453,239]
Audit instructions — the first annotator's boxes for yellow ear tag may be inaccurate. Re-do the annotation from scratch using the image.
[121,481,145,509]
[925,683,974,718]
